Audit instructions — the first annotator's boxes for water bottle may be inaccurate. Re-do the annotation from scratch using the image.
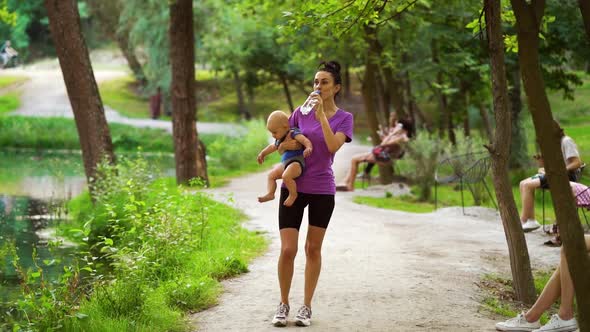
[299,90,320,115]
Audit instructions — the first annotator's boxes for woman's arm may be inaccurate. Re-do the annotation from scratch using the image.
[565,156,582,172]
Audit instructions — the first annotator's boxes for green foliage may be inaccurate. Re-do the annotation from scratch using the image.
[0,74,27,88]
[3,156,267,330]
[405,132,447,201]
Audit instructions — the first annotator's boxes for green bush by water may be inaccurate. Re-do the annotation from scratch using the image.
[2,156,267,331]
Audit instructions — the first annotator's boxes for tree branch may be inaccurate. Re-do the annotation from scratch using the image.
[376,0,419,26]
[324,0,356,18]
[338,0,375,38]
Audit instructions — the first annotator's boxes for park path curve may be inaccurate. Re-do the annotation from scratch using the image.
[3,66,236,135]
[191,142,561,332]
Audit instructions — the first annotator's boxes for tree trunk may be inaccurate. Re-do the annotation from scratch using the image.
[485,0,536,305]
[116,32,147,86]
[45,0,115,198]
[362,26,382,149]
[512,0,590,323]
[344,63,352,98]
[579,0,590,42]
[169,0,208,185]
[431,39,454,144]
[232,68,251,120]
[508,65,529,169]
[376,67,390,125]
[478,103,494,141]
[280,73,294,113]
[86,0,147,86]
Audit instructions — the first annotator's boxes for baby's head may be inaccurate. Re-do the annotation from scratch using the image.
[267,110,290,140]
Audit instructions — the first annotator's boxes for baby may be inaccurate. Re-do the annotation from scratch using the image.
[257,110,312,207]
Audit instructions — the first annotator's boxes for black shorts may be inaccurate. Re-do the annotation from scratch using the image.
[534,172,579,189]
[278,188,335,231]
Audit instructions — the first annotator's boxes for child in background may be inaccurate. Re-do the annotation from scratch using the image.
[257,110,312,207]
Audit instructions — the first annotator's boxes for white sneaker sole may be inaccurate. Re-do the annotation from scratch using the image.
[272,319,287,327]
[532,326,577,332]
[496,326,537,331]
[295,319,310,327]
[523,225,540,232]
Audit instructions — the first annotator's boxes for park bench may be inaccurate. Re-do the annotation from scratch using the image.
[434,151,497,215]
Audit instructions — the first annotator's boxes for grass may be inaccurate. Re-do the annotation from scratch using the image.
[0,92,20,115]
[480,271,555,324]
[0,75,28,89]
[99,72,309,123]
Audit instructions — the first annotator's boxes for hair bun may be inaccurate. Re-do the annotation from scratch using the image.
[319,60,341,74]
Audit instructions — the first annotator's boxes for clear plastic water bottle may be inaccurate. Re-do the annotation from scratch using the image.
[299,90,320,115]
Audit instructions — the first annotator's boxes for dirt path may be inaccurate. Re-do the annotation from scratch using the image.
[191,142,562,331]
[2,66,236,135]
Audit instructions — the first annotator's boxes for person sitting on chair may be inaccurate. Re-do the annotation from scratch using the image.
[337,118,414,192]
[519,120,582,232]
[0,40,18,68]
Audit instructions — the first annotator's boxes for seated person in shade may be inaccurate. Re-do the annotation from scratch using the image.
[519,121,582,232]
[257,110,313,207]
[337,118,414,192]
[496,233,589,332]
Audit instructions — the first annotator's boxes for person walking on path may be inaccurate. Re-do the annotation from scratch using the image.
[271,60,353,327]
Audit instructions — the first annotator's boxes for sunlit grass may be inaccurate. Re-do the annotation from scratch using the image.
[0,92,20,115]
[0,75,28,89]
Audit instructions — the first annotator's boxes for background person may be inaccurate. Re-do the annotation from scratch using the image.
[519,121,582,232]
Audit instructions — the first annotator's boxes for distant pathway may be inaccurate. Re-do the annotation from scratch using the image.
[3,67,237,134]
[191,141,562,331]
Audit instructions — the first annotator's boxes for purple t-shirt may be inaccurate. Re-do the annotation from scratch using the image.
[286,107,353,195]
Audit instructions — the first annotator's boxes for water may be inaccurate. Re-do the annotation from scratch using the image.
[0,150,175,310]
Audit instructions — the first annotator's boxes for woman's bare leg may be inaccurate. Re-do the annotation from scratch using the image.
[525,267,561,322]
[303,225,327,308]
[278,228,299,305]
[341,153,372,191]
[282,163,302,207]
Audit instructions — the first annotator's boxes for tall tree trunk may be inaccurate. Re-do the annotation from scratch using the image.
[170,0,208,185]
[344,63,352,98]
[579,0,590,42]
[280,73,294,113]
[364,24,394,184]
[116,31,147,86]
[232,68,251,120]
[384,67,407,119]
[376,67,390,125]
[485,0,536,305]
[85,0,147,86]
[431,39,454,144]
[508,65,529,169]
[45,0,115,198]
[512,0,590,324]
[478,103,494,141]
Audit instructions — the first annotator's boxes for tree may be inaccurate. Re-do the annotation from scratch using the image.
[169,0,208,185]
[85,0,147,86]
[483,0,536,304]
[511,0,590,327]
[44,0,115,198]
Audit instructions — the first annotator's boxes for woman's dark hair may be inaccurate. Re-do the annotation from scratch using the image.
[398,118,415,138]
[318,60,342,98]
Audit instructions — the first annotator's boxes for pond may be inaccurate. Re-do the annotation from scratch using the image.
[0,150,174,311]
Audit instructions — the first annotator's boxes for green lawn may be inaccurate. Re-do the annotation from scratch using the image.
[0,92,20,115]
[0,75,28,89]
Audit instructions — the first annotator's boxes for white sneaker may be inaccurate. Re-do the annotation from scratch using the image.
[495,312,540,331]
[532,314,577,332]
[272,302,289,327]
[295,305,312,327]
[522,219,541,232]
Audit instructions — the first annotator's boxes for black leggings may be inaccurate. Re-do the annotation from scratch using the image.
[278,188,335,231]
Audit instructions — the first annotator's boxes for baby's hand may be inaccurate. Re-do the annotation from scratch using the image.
[257,154,264,164]
[303,147,312,158]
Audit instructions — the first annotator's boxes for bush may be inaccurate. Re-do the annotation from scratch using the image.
[405,133,447,201]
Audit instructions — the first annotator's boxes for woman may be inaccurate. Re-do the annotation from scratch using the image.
[495,234,589,332]
[337,118,414,192]
[271,61,353,327]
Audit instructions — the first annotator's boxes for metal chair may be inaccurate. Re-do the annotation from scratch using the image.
[434,151,496,214]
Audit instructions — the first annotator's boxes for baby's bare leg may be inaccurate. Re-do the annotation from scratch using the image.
[282,162,303,207]
[258,164,285,203]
